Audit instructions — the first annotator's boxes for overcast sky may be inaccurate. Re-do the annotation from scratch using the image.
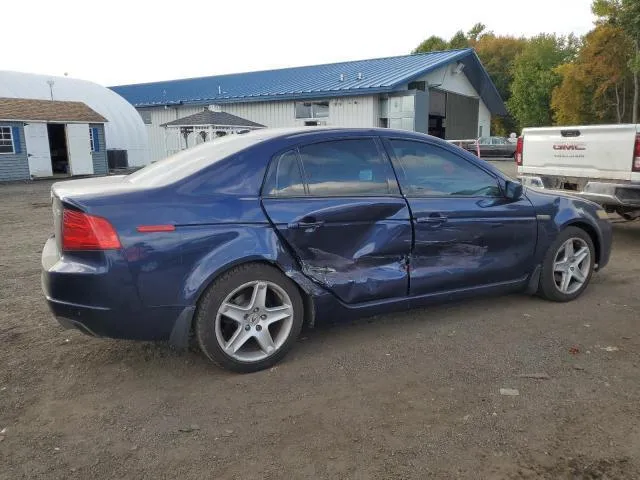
[3,0,595,86]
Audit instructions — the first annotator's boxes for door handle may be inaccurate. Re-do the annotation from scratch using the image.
[415,214,448,224]
[288,219,325,230]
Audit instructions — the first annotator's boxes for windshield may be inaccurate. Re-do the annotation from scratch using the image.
[126,132,266,187]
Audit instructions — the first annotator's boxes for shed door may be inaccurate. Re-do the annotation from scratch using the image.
[66,123,93,175]
[445,93,479,140]
[24,123,53,177]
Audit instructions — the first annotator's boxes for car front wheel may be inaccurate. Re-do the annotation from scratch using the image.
[195,263,304,373]
[538,226,595,302]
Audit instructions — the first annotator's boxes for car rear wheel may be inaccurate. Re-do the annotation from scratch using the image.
[538,227,595,302]
[195,263,304,373]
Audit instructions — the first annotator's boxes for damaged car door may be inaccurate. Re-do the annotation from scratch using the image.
[385,138,537,294]
[261,138,412,304]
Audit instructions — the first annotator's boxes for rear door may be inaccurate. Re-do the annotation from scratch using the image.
[384,138,537,295]
[521,124,638,180]
[66,123,94,175]
[261,137,412,304]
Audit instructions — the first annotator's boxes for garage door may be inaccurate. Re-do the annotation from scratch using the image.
[445,93,479,140]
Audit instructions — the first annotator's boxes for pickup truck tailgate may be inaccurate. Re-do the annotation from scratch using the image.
[521,124,638,181]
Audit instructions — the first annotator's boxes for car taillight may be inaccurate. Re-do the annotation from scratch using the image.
[515,136,524,166]
[62,209,121,251]
[633,134,640,172]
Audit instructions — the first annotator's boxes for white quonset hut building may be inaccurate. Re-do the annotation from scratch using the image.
[0,71,148,181]
[111,48,506,163]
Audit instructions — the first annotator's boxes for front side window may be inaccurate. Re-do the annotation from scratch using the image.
[299,139,396,196]
[295,101,329,119]
[389,139,501,197]
[263,150,305,197]
[0,126,14,154]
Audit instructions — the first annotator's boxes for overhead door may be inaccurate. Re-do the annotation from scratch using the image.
[445,93,479,140]
[24,123,53,177]
[66,123,93,175]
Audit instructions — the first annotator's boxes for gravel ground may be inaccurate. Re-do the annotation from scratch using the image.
[1,167,639,479]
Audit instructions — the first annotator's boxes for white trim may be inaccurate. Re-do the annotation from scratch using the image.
[0,125,15,155]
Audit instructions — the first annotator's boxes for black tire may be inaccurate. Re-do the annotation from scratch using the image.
[616,208,640,221]
[195,263,304,373]
[538,226,595,302]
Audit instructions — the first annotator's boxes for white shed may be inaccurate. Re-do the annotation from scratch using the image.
[0,71,149,169]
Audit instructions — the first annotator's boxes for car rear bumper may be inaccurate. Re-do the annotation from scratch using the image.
[41,236,186,343]
[519,176,640,207]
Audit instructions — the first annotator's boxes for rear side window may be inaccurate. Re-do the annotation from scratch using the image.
[298,139,396,196]
[389,139,501,197]
[263,150,305,196]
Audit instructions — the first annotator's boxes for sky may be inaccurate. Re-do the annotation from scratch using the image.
[3,0,596,86]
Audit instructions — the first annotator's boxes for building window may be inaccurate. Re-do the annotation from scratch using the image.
[89,127,100,152]
[295,101,329,119]
[0,126,15,154]
[138,109,152,125]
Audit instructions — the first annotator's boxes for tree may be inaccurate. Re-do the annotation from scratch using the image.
[448,30,470,49]
[508,35,577,127]
[474,34,528,133]
[413,36,448,54]
[467,23,488,44]
[593,0,640,122]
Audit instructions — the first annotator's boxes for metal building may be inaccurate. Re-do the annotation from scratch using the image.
[111,48,506,163]
[0,71,148,180]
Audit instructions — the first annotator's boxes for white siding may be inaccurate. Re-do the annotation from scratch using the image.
[142,95,379,162]
[218,95,378,128]
[478,99,491,137]
[144,105,203,162]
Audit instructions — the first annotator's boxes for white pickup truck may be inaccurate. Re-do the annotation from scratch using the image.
[516,124,640,220]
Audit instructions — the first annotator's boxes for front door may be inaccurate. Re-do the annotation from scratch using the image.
[66,123,93,175]
[24,123,53,177]
[384,138,537,295]
[262,138,412,304]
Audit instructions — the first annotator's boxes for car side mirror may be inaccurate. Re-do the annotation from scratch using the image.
[505,180,523,200]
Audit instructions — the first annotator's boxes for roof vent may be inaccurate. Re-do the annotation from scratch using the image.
[357,72,363,80]
[339,73,345,82]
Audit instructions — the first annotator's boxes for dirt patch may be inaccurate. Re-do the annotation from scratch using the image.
[1,179,640,479]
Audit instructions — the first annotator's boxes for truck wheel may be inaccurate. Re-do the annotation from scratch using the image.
[195,263,305,373]
[538,227,595,302]
[616,208,640,221]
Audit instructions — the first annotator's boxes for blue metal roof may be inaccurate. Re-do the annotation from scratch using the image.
[110,49,507,115]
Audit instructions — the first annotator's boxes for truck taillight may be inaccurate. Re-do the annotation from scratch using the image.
[515,136,524,166]
[634,134,640,172]
[62,209,121,251]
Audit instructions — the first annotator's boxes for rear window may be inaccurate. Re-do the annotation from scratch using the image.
[126,133,266,187]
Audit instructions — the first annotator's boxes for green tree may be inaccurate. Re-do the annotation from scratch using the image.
[448,30,470,49]
[474,34,528,133]
[508,35,577,127]
[413,36,448,53]
[593,0,640,122]
[467,23,488,44]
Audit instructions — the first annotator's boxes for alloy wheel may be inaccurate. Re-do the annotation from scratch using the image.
[214,280,294,362]
[553,237,591,295]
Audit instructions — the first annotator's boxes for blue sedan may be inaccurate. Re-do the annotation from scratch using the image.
[42,128,612,372]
